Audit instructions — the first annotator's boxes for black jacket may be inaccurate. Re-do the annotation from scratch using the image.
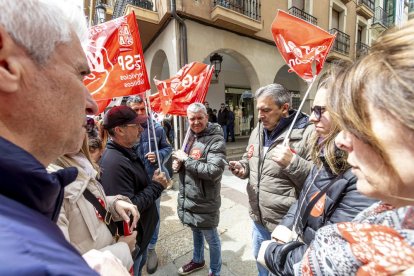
[217,108,228,126]
[99,140,164,255]
[263,155,378,276]
[177,123,226,229]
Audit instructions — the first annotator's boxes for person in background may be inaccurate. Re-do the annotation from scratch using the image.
[48,134,139,272]
[257,69,377,276]
[126,95,173,274]
[211,109,218,123]
[217,103,229,142]
[229,84,314,276]
[97,119,110,150]
[173,103,226,276]
[295,21,414,276]
[204,101,214,123]
[88,137,104,164]
[227,106,235,142]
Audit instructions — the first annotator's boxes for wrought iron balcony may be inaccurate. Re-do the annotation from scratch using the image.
[113,0,154,18]
[358,0,374,11]
[288,6,317,25]
[329,28,350,56]
[372,7,390,29]
[355,42,370,60]
[213,0,261,21]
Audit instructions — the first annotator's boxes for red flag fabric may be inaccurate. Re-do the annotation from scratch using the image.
[82,12,150,101]
[271,10,336,82]
[151,62,214,116]
[95,99,112,115]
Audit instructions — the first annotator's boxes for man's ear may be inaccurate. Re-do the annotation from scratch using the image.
[206,114,209,120]
[0,24,21,93]
[282,103,290,114]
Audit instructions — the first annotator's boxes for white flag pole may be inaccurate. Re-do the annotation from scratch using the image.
[143,101,152,154]
[282,75,317,147]
[145,91,162,171]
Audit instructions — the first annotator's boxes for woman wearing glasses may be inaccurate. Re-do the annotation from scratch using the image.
[257,69,377,276]
[292,21,414,276]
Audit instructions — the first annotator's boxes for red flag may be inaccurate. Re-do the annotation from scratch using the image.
[95,99,112,115]
[151,62,214,116]
[271,10,336,82]
[82,12,150,101]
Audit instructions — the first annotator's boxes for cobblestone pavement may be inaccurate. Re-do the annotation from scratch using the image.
[142,170,258,276]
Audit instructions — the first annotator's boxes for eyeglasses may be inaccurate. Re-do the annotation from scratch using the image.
[310,105,326,120]
[122,124,141,129]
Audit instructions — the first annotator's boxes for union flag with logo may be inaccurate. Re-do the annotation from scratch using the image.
[82,12,150,113]
[151,62,214,116]
[271,10,336,82]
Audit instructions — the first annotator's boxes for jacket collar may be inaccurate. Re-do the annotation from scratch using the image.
[0,136,77,222]
[107,140,138,160]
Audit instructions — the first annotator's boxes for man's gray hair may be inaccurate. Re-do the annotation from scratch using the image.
[187,103,207,115]
[255,84,292,108]
[126,95,144,106]
[0,0,88,65]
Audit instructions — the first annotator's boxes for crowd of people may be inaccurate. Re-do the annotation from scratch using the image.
[204,101,237,142]
[1,0,414,276]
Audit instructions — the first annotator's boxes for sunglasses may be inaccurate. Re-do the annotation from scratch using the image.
[310,105,326,120]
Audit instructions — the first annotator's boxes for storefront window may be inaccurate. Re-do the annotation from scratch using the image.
[225,87,254,136]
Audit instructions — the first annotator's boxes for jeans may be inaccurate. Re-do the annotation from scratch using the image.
[192,228,222,275]
[221,125,228,142]
[148,197,161,249]
[227,124,235,142]
[133,246,148,276]
[252,221,271,276]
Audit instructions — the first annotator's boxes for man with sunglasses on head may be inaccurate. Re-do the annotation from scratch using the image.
[98,106,168,276]
[228,84,314,276]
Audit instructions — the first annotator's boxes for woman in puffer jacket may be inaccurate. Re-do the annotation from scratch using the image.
[257,70,377,276]
[47,135,139,272]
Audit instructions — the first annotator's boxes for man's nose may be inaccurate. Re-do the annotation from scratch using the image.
[84,87,98,115]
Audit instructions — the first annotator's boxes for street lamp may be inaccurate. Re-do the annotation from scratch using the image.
[95,1,107,24]
[210,53,223,79]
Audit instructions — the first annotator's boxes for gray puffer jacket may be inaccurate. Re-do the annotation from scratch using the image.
[177,123,226,229]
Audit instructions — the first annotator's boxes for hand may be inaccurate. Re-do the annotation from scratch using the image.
[145,152,156,163]
[172,159,182,171]
[172,150,188,162]
[83,249,130,276]
[229,161,246,178]
[152,168,167,188]
[272,139,294,169]
[114,200,139,232]
[118,231,138,252]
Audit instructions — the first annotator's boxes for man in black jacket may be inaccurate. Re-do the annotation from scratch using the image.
[217,103,228,142]
[99,106,167,276]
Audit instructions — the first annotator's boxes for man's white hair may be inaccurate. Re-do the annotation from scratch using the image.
[187,103,207,115]
[0,0,88,64]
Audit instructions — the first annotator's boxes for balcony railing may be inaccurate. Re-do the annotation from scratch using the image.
[355,42,370,59]
[358,0,374,11]
[372,7,390,28]
[213,0,261,21]
[288,6,317,25]
[113,0,154,18]
[329,28,350,56]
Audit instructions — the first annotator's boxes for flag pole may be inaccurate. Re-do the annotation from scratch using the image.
[282,75,317,147]
[143,101,152,154]
[145,91,162,171]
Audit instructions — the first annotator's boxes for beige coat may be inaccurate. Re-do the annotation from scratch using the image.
[48,159,133,270]
[239,120,314,232]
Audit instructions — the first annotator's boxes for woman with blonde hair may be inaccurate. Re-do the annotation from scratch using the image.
[257,67,376,275]
[47,134,139,272]
[295,21,414,275]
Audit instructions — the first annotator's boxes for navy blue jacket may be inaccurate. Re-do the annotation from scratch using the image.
[0,136,98,276]
[133,121,172,179]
